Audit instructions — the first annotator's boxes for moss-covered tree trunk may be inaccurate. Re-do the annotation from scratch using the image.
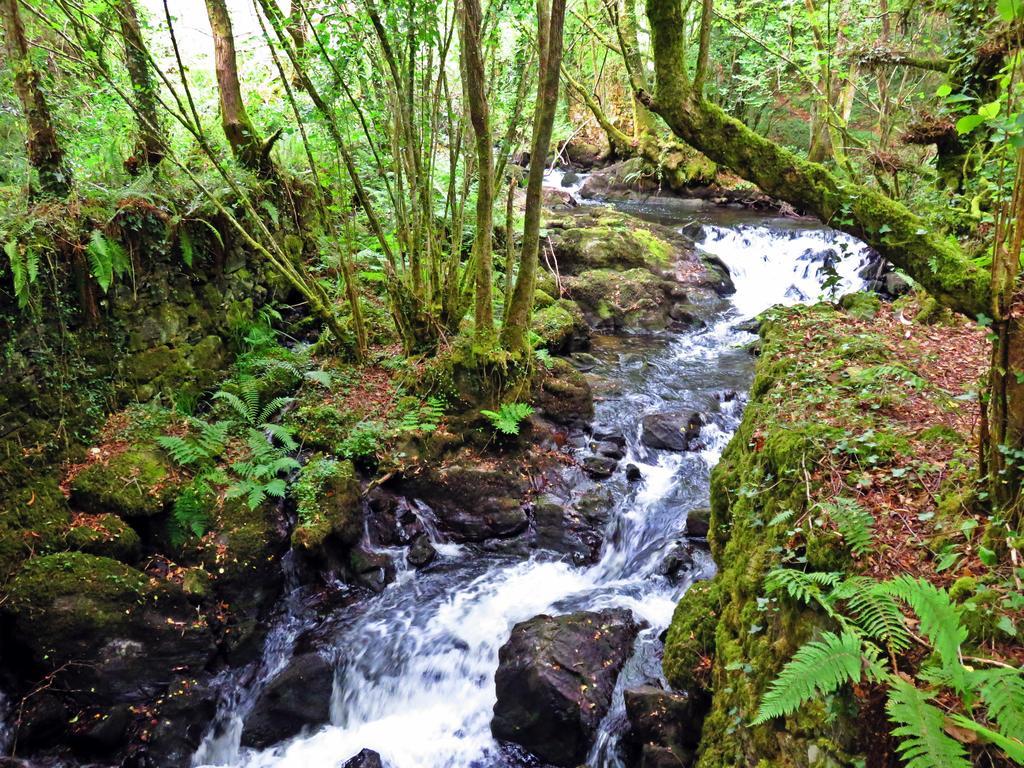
[459,0,496,344]
[116,0,164,169]
[204,0,276,179]
[501,0,567,357]
[643,0,990,320]
[0,0,72,197]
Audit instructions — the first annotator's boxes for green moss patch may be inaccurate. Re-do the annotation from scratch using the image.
[70,445,182,517]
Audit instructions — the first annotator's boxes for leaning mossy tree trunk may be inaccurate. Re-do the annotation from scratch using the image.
[643,0,1024,523]
[116,0,164,169]
[0,0,72,197]
[205,0,278,179]
[501,0,568,358]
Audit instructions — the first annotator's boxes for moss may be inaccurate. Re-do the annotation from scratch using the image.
[567,268,670,330]
[663,580,721,692]
[530,299,588,353]
[66,513,141,563]
[70,445,181,517]
[633,228,674,264]
[533,289,556,309]
[838,291,881,320]
[4,552,153,647]
[291,456,362,553]
[0,476,72,581]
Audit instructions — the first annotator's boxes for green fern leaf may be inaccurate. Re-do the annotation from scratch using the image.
[886,679,971,768]
[213,390,254,425]
[764,568,843,607]
[819,497,875,556]
[259,396,294,424]
[264,423,298,450]
[883,576,967,684]
[304,369,333,388]
[974,667,1024,738]
[948,714,1024,764]
[752,631,865,724]
[835,576,912,654]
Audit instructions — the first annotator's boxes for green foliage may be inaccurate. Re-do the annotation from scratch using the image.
[752,631,868,724]
[156,419,230,466]
[480,402,534,435]
[4,239,39,309]
[882,576,967,676]
[886,679,971,768]
[832,576,912,656]
[818,497,875,557]
[170,479,215,547]
[339,420,387,461]
[225,428,300,509]
[86,229,130,293]
[396,396,445,434]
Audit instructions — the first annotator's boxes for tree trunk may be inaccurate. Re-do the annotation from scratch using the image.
[500,0,567,356]
[459,0,495,344]
[204,0,276,178]
[0,0,72,197]
[643,0,990,320]
[115,0,164,168]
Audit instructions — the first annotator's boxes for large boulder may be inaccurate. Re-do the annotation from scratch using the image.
[240,653,334,749]
[69,446,182,518]
[290,456,362,573]
[3,553,215,708]
[621,685,704,768]
[641,412,703,451]
[143,677,218,768]
[531,299,590,354]
[491,608,642,767]
[534,358,594,428]
[402,463,529,543]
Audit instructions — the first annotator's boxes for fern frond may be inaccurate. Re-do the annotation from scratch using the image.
[239,379,261,423]
[259,396,294,424]
[835,576,912,654]
[819,497,874,557]
[264,478,287,498]
[264,422,298,450]
[196,420,230,457]
[213,390,253,425]
[752,631,865,725]
[948,713,1024,764]
[764,568,843,607]
[304,369,333,388]
[974,667,1024,738]
[886,679,971,768]
[883,576,966,683]
[156,435,206,466]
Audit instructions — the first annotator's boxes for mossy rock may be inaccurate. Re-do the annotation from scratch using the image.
[291,456,362,557]
[4,552,214,702]
[566,268,671,330]
[838,291,881,320]
[66,513,141,563]
[70,446,181,518]
[663,580,721,692]
[547,210,679,274]
[533,358,594,427]
[531,299,589,354]
[0,476,72,581]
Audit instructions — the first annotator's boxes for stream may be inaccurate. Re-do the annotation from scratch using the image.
[191,194,873,768]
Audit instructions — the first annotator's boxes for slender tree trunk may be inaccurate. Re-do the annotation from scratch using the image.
[115,0,164,168]
[205,0,276,178]
[0,0,72,197]
[501,0,567,356]
[459,0,495,343]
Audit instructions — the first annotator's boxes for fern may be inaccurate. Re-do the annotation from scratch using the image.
[304,369,333,388]
[4,239,38,309]
[834,576,912,655]
[86,230,130,293]
[886,679,971,768]
[883,576,967,684]
[819,497,875,556]
[481,403,534,435]
[258,396,294,424]
[764,568,843,607]
[947,713,1024,764]
[169,479,214,547]
[264,422,298,450]
[974,667,1024,737]
[752,631,868,724]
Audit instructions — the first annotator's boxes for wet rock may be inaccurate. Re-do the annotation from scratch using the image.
[575,488,614,526]
[641,412,703,451]
[594,441,625,460]
[561,171,581,187]
[658,541,696,580]
[569,352,601,372]
[12,692,68,752]
[290,457,362,569]
[593,428,626,447]
[884,272,911,297]
[685,508,711,538]
[529,495,599,564]
[349,547,396,592]
[680,221,705,239]
[341,749,384,768]
[564,141,603,168]
[700,255,735,296]
[401,457,530,544]
[366,489,424,547]
[240,653,333,750]
[144,677,217,768]
[583,455,618,479]
[668,303,705,329]
[406,534,437,568]
[625,464,643,482]
[4,553,215,709]
[534,358,594,428]
[621,684,703,767]
[492,608,643,767]
[72,703,132,758]
[733,317,761,334]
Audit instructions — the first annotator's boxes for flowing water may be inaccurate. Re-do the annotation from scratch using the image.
[192,196,872,768]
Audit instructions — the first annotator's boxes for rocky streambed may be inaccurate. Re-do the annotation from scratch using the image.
[0,191,875,768]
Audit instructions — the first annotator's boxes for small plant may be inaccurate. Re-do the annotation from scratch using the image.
[169,478,216,547]
[480,402,534,436]
[339,420,386,460]
[86,229,131,293]
[817,497,875,557]
[396,396,445,434]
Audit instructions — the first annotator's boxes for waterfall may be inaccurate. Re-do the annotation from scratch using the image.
[193,212,869,768]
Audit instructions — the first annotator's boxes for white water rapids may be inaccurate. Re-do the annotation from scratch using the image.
[191,202,872,768]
